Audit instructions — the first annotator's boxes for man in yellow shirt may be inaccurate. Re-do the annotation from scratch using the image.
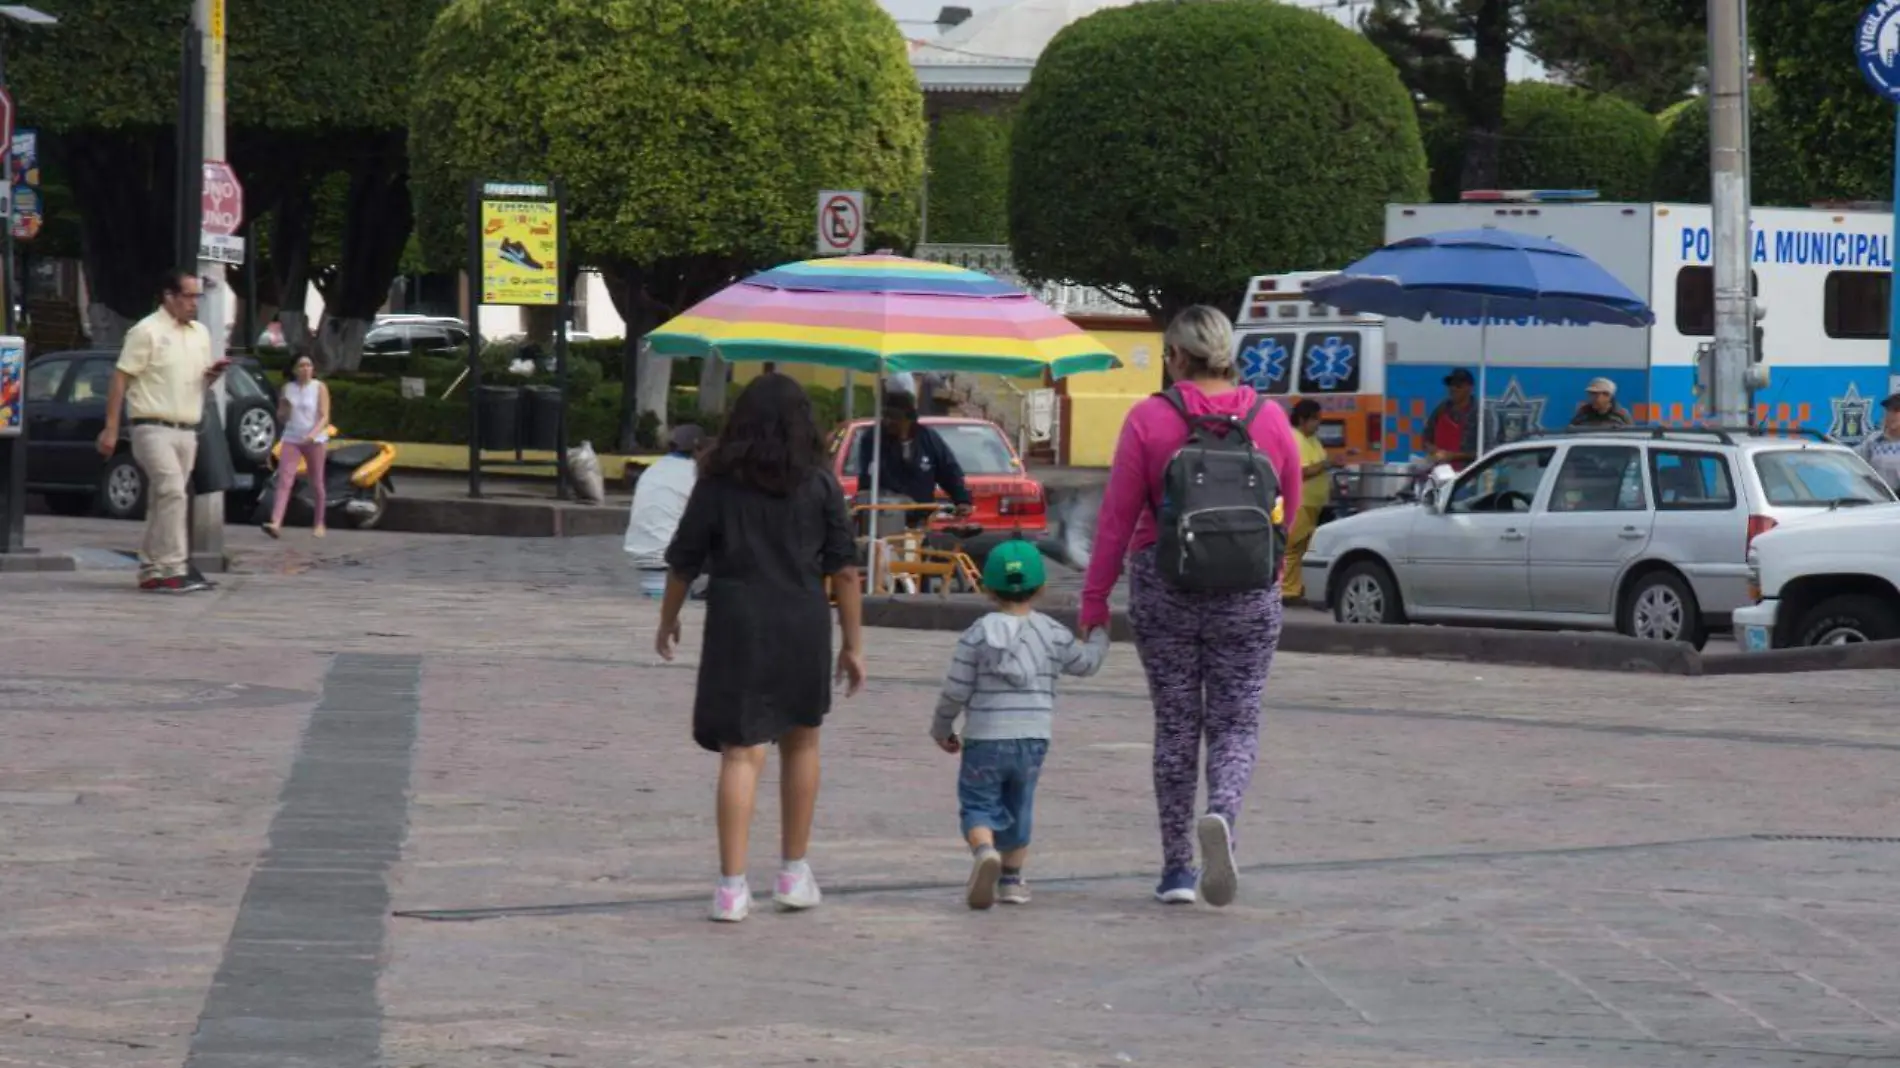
[98,271,226,592]
[1284,398,1332,603]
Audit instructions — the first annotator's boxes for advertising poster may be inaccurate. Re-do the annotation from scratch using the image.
[0,336,24,439]
[479,199,559,306]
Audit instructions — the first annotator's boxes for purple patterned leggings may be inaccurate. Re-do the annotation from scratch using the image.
[1128,547,1284,873]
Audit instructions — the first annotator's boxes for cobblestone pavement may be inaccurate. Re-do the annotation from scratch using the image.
[3,527,1900,1066]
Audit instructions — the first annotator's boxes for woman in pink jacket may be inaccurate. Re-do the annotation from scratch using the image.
[1080,305,1302,908]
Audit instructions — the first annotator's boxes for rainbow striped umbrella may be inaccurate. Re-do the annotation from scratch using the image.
[646,254,1120,380]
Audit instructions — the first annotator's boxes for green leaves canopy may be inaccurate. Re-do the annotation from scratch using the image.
[1007,0,1427,322]
[926,110,1012,245]
[408,0,926,275]
[1754,0,1893,201]
[1653,87,1807,207]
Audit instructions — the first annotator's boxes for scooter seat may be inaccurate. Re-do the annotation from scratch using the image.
[326,442,383,467]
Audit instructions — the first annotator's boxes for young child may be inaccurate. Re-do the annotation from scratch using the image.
[932,540,1109,909]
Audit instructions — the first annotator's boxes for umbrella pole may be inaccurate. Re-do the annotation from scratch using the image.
[868,371,884,595]
[1477,306,1490,457]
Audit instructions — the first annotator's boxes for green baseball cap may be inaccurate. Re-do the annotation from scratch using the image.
[982,539,1046,594]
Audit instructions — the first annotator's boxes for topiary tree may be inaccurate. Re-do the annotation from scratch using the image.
[1754,0,1892,202]
[1009,0,1426,323]
[926,109,1013,245]
[1490,83,1661,201]
[410,0,925,443]
[1652,86,1807,207]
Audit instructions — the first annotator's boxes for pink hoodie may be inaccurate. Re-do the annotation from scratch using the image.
[1080,382,1304,630]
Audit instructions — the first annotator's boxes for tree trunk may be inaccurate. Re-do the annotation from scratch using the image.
[697,352,728,414]
[1458,0,1513,192]
[601,261,673,451]
[310,137,416,372]
[270,183,317,357]
[61,128,178,325]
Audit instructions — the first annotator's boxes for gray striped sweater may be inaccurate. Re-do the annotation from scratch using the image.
[932,611,1110,743]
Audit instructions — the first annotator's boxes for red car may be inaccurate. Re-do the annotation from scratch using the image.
[830,416,1049,559]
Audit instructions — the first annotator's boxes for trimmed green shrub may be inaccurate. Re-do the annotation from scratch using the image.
[1008,0,1426,321]
[1653,87,1807,207]
[927,109,1013,244]
[1493,83,1661,201]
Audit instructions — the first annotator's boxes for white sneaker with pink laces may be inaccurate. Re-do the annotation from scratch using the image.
[773,861,822,911]
[710,880,751,923]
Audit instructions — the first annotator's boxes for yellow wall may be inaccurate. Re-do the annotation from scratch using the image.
[1062,323,1164,467]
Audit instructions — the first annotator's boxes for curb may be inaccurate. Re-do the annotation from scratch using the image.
[861,596,1900,675]
[381,494,624,538]
[0,550,77,573]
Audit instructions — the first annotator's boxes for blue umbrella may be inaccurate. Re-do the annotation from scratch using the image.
[1303,228,1655,454]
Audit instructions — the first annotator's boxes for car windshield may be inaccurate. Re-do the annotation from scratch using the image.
[1752,449,1895,507]
[225,363,270,400]
[839,423,1019,476]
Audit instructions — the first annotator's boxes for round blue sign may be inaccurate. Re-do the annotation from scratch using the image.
[1858,0,1900,102]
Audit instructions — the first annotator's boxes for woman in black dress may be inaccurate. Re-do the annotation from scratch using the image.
[656,372,866,923]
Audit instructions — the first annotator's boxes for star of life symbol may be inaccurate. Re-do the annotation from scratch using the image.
[1830,382,1873,444]
[1304,336,1356,390]
[1237,335,1289,391]
[1486,376,1547,444]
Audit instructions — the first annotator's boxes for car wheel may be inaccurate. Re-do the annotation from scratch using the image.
[1333,559,1405,625]
[99,453,147,521]
[230,403,278,467]
[1792,594,1900,647]
[1620,570,1707,648]
[43,492,94,517]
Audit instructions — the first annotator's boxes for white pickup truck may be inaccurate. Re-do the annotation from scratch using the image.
[1733,503,1900,650]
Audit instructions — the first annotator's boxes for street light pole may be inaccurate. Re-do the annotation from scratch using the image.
[1706,0,1754,427]
[0,4,56,562]
[186,0,227,572]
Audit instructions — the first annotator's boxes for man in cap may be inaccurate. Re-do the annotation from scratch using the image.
[1568,377,1632,428]
[1855,393,1900,491]
[1422,368,1480,469]
[857,392,972,529]
[626,424,711,595]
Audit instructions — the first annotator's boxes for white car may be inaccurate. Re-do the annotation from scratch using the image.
[1733,502,1900,650]
[1303,427,1895,647]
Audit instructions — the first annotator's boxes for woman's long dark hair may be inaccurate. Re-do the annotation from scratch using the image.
[702,371,825,497]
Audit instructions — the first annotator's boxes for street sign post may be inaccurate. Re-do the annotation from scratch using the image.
[1855,0,1900,391]
[815,190,865,256]
[199,159,243,263]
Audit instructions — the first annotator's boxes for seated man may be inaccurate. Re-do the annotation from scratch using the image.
[855,393,972,529]
[1568,377,1633,428]
[625,424,708,597]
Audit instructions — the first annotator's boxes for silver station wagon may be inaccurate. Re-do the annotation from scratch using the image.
[1302,428,1896,647]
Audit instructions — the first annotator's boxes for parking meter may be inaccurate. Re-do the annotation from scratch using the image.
[0,335,28,553]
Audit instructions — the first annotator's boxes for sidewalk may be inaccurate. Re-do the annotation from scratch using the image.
[5,565,1900,1066]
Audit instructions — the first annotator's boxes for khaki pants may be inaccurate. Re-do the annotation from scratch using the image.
[131,425,197,579]
[1283,503,1324,602]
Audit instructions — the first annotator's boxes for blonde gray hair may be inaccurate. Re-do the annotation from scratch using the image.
[1163,305,1237,379]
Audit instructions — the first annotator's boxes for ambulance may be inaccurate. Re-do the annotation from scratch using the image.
[1377,191,1897,460]
[1231,269,1389,466]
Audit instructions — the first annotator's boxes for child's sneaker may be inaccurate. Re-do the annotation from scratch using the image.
[967,846,1002,910]
[710,880,751,923]
[773,862,822,911]
[997,875,1031,905]
[1197,812,1239,907]
[1155,866,1198,904]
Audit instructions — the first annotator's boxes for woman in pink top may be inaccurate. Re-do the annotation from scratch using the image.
[1080,305,1302,908]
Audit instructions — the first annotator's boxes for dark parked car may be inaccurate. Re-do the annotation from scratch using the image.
[22,349,279,519]
[363,319,468,357]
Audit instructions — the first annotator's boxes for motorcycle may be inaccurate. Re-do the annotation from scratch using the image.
[250,426,398,530]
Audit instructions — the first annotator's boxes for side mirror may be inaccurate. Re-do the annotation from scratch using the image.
[1420,483,1441,512]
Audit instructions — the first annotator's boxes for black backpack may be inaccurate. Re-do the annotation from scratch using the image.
[1151,388,1284,592]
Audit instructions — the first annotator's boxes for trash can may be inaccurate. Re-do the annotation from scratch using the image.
[477,385,519,451]
[519,385,563,451]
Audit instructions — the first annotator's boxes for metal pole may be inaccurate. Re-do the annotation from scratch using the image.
[1,25,11,338]
[1890,113,1900,400]
[465,180,483,499]
[1477,311,1489,457]
[187,0,228,571]
[553,179,570,501]
[1706,0,1753,427]
[0,30,22,558]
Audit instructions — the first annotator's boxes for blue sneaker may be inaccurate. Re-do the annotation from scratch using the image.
[1155,867,1198,904]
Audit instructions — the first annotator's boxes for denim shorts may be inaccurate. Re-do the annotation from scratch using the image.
[957,738,1050,852]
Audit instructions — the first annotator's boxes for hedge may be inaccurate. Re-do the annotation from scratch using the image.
[927,109,1013,244]
[1427,83,1661,202]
